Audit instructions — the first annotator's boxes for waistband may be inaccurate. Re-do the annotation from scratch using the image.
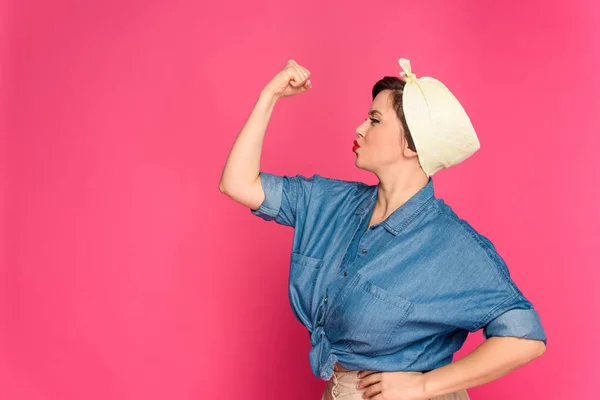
[333,368,433,376]
[326,370,460,399]
[332,369,430,380]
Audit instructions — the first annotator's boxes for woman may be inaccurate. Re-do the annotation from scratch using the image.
[219,58,547,400]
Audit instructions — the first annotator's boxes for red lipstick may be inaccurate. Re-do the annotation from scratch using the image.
[353,140,360,152]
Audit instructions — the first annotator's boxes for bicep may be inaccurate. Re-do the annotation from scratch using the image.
[222,174,267,213]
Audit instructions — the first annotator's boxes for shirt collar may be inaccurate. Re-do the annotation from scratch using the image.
[355,177,435,235]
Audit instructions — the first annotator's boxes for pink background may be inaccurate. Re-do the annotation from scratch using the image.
[2,0,599,398]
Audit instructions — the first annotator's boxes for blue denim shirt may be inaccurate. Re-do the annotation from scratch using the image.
[249,172,547,381]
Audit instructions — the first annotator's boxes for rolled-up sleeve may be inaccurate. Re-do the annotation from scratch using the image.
[447,231,548,346]
[481,295,547,345]
[249,171,317,227]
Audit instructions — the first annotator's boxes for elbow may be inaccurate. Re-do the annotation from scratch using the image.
[522,338,546,363]
[219,180,231,194]
[534,340,547,357]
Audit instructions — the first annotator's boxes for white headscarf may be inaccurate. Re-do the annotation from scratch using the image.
[398,58,480,176]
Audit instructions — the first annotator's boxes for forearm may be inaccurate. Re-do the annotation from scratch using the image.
[218,89,279,192]
[422,336,546,397]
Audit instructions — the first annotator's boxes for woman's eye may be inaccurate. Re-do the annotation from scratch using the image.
[369,118,379,125]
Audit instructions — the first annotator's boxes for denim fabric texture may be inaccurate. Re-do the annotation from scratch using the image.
[250,172,547,381]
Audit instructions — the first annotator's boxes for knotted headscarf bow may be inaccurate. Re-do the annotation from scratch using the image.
[398,58,480,176]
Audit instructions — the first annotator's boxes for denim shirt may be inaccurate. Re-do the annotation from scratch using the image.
[249,172,547,381]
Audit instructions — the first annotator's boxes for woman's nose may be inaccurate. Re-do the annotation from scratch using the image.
[355,119,367,136]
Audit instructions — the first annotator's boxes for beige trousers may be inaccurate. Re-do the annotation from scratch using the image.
[321,370,470,400]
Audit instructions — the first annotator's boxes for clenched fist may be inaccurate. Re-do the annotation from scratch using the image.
[263,59,312,99]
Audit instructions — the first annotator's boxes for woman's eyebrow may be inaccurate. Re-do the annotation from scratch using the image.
[369,110,383,118]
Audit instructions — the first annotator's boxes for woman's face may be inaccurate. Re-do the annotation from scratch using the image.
[354,89,415,172]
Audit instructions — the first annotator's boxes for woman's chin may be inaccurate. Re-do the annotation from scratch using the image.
[354,158,364,170]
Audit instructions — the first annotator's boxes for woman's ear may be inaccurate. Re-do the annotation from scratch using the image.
[403,143,419,159]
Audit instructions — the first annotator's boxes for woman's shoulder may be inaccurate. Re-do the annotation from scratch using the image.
[299,174,373,210]
[430,198,508,272]
[310,173,368,185]
[304,173,371,193]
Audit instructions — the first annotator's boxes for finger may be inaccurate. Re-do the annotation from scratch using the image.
[299,67,309,83]
[287,66,302,88]
[300,66,312,89]
[358,370,378,378]
[299,64,311,78]
[361,382,382,399]
[288,66,301,88]
[293,64,308,83]
[292,65,308,87]
[357,372,380,389]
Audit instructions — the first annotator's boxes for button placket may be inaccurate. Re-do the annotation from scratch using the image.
[337,215,368,279]
[337,215,364,273]
[357,223,376,257]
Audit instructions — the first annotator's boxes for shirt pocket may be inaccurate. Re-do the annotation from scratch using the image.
[325,272,415,357]
[288,252,323,329]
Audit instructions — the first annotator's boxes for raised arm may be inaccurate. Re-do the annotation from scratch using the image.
[218,60,312,211]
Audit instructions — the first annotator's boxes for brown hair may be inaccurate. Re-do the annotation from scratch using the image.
[372,77,416,152]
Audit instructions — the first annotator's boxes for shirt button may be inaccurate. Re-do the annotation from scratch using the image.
[324,297,328,303]
[343,271,348,276]
[361,249,367,254]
